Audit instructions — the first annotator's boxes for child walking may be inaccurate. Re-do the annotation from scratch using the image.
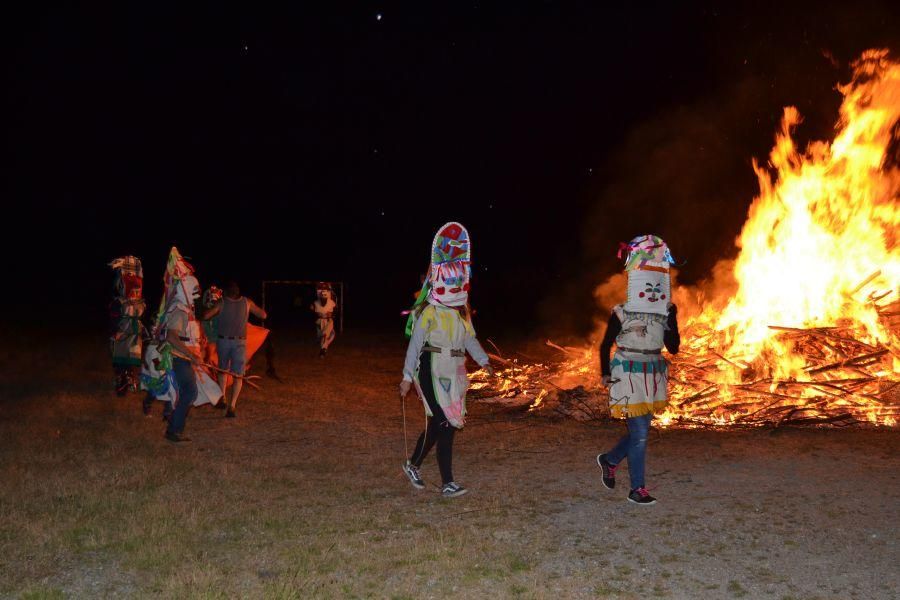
[399,222,492,498]
[597,235,680,504]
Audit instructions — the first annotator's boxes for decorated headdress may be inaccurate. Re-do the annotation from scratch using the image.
[202,285,223,309]
[153,247,201,333]
[428,222,471,307]
[405,222,472,336]
[620,235,674,316]
[109,256,144,304]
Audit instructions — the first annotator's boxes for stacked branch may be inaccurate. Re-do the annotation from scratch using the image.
[471,278,899,428]
[664,321,899,428]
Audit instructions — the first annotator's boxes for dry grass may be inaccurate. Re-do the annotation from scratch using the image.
[1,332,898,598]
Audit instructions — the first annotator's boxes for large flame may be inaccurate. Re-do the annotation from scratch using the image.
[475,51,899,427]
[714,50,899,359]
[665,49,900,426]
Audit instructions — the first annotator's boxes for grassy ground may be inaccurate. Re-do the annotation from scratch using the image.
[0,332,898,599]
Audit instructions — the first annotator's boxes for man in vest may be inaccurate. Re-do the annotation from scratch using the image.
[204,281,267,417]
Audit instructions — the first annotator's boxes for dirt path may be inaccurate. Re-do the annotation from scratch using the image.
[0,333,897,598]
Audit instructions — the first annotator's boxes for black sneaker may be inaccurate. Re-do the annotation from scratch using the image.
[225,410,236,418]
[628,487,656,505]
[441,482,468,498]
[402,461,425,490]
[597,454,617,490]
[165,431,191,443]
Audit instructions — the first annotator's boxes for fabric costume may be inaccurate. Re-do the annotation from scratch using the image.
[402,223,490,485]
[201,285,222,363]
[312,283,337,352]
[603,235,679,418]
[109,256,146,396]
[140,248,222,424]
[599,235,680,493]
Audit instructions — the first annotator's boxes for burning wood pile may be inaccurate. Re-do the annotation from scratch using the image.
[660,290,900,428]
[472,50,900,429]
[471,293,899,428]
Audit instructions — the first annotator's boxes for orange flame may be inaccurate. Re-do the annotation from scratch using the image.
[671,49,900,425]
[714,50,899,359]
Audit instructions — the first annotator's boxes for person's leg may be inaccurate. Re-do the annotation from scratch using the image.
[409,417,440,466]
[166,358,198,436]
[409,352,446,467]
[605,425,632,466]
[625,413,652,489]
[217,339,233,401]
[227,342,247,411]
[435,422,457,485]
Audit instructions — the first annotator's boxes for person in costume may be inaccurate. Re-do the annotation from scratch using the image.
[399,222,493,498]
[201,284,223,365]
[596,235,680,505]
[140,247,222,442]
[310,282,337,357]
[109,256,146,396]
[203,280,267,418]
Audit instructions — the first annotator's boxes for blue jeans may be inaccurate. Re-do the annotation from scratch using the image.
[167,358,197,435]
[606,413,652,490]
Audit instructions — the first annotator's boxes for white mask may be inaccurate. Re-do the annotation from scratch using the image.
[171,275,201,310]
[625,269,670,316]
[428,261,470,307]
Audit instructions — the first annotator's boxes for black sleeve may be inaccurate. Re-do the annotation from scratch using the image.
[599,313,622,376]
[664,305,680,355]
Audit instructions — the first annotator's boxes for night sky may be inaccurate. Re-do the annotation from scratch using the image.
[5,1,900,336]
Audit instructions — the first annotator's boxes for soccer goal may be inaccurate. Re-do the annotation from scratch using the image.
[260,280,344,332]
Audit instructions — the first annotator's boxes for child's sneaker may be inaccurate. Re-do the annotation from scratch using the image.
[441,482,468,498]
[627,487,657,505]
[596,454,617,490]
[402,461,425,489]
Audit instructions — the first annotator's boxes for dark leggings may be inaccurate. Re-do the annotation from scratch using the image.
[408,352,457,485]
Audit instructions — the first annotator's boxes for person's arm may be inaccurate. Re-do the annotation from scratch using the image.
[464,334,491,370]
[664,304,680,355]
[599,312,622,378]
[402,318,428,382]
[248,300,267,320]
[200,301,222,321]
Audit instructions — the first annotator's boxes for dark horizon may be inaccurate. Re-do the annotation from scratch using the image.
[4,1,900,337]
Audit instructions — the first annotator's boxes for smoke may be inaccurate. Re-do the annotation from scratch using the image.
[537,40,888,339]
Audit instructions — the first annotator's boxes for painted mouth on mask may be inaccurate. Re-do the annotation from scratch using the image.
[647,296,659,302]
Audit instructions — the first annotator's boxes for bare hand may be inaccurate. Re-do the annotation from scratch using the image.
[399,380,412,398]
[484,364,495,377]
[601,375,611,387]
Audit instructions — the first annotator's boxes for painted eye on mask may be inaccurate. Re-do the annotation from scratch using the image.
[463,283,470,291]
[435,287,446,295]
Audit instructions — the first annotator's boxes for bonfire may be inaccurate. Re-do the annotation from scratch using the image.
[473,50,900,428]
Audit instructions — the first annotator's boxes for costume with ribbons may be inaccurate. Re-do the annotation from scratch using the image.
[109,256,146,395]
[140,247,222,411]
[402,222,489,429]
[602,235,680,418]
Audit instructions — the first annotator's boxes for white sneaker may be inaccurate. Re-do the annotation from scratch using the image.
[441,481,468,498]
[402,461,425,489]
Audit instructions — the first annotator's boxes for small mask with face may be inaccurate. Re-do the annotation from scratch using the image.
[625,269,670,315]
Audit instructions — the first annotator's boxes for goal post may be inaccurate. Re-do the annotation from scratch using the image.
[260,280,344,332]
